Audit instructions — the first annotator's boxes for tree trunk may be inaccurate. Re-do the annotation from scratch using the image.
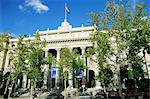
[116,63,122,98]
[30,80,35,99]
[30,85,34,99]
[104,85,108,99]
[144,55,149,79]
[64,78,67,99]
[4,76,10,95]
[102,81,106,93]
[102,81,108,99]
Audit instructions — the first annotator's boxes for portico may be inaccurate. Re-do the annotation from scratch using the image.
[1,20,101,91]
[37,20,100,89]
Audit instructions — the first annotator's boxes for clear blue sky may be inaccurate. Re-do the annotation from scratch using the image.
[0,0,149,37]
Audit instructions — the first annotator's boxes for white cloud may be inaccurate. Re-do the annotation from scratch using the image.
[19,0,49,13]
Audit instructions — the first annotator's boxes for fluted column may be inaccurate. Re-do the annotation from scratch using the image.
[81,47,86,76]
[23,74,27,88]
[68,47,73,88]
[87,57,90,83]
[27,79,30,88]
[44,49,49,89]
[17,79,20,86]
[56,48,60,87]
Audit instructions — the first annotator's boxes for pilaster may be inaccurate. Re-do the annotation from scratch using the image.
[5,51,10,68]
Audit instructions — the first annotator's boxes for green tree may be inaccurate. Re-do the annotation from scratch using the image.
[11,37,29,92]
[88,0,119,93]
[59,48,85,99]
[26,32,46,98]
[125,2,150,91]
[89,0,150,97]
[3,36,29,98]
[88,12,114,93]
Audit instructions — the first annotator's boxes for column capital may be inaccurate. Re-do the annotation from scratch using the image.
[56,48,61,61]
[44,49,49,57]
[81,47,86,55]
[68,47,73,52]
[80,46,86,50]
[23,74,27,88]
[43,49,49,52]
[56,48,61,51]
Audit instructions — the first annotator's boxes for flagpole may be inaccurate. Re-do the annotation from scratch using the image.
[65,2,67,21]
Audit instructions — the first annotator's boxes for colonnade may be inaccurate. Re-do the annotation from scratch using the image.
[43,47,84,89]
[4,46,101,90]
[41,46,100,90]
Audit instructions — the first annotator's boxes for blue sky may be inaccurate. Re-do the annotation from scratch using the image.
[0,0,149,36]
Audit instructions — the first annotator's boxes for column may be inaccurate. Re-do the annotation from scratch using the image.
[44,49,49,89]
[23,74,27,88]
[68,47,73,88]
[27,79,30,88]
[17,79,20,86]
[81,47,86,76]
[69,47,73,52]
[87,57,90,83]
[56,48,60,87]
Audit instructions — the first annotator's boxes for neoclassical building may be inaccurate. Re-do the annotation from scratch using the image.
[0,20,101,90]
[0,19,150,91]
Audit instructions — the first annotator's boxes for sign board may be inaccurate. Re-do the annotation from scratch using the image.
[76,68,83,78]
[51,65,56,78]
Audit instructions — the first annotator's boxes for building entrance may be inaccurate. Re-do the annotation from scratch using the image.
[88,70,95,88]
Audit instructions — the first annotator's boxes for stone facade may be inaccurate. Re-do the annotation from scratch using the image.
[0,20,100,89]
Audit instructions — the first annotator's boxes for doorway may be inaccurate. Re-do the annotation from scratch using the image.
[88,70,95,88]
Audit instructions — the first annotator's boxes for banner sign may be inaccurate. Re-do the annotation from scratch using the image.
[76,67,83,78]
[51,65,56,78]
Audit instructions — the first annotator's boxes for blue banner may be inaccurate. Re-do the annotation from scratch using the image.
[76,67,83,78]
[51,65,56,78]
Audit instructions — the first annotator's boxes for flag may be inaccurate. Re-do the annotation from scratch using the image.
[65,5,70,13]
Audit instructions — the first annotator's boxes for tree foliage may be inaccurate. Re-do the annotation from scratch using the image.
[6,32,47,98]
[27,32,46,85]
[60,48,85,74]
[89,0,150,95]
